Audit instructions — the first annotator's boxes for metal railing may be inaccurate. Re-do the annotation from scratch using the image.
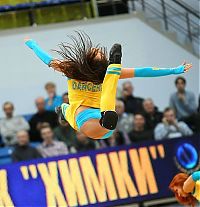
[96,0,199,54]
[133,0,200,45]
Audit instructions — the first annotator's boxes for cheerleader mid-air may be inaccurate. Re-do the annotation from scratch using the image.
[25,32,192,140]
[170,171,200,206]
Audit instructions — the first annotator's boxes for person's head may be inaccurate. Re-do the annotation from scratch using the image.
[40,125,54,143]
[134,113,145,130]
[45,82,56,97]
[35,97,45,113]
[175,76,186,93]
[16,130,30,146]
[52,31,108,84]
[115,99,125,115]
[122,81,134,98]
[3,102,14,118]
[62,92,69,104]
[169,173,197,207]
[76,131,88,143]
[164,107,176,124]
[143,98,155,114]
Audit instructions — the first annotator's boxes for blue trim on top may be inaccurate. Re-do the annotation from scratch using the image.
[192,171,200,182]
[76,108,101,129]
[75,108,114,139]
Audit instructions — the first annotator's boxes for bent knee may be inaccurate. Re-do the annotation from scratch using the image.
[100,111,118,130]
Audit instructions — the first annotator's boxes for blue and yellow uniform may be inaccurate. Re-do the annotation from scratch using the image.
[64,79,102,130]
[25,39,186,139]
[62,64,122,138]
[192,171,200,201]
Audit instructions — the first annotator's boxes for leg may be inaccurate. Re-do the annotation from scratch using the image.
[99,44,122,130]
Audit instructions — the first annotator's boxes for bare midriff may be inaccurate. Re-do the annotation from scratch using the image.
[75,105,110,139]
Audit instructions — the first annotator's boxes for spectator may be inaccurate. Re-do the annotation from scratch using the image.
[182,112,200,134]
[143,98,163,130]
[12,130,42,162]
[0,102,30,146]
[181,97,200,133]
[154,107,193,140]
[38,125,68,158]
[29,97,58,142]
[100,129,130,148]
[128,113,153,143]
[45,82,62,111]
[121,81,144,114]
[170,76,197,120]
[54,121,76,151]
[74,131,97,152]
[115,99,134,133]
[62,92,69,104]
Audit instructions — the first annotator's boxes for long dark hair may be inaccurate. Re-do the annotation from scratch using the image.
[52,31,108,84]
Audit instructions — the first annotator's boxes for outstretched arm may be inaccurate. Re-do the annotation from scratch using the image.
[183,171,200,193]
[120,62,192,79]
[25,38,62,72]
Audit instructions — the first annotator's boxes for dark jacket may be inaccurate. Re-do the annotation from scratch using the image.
[74,139,96,152]
[12,144,42,162]
[128,129,154,143]
[181,113,200,133]
[144,108,163,130]
[29,111,58,141]
[121,95,144,114]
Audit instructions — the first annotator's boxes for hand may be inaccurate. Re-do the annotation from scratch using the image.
[178,93,185,101]
[171,119,177,126]
[24,37,37,49]
[162,117,168,125]
[24,37,31,42]
[182,61,192,73]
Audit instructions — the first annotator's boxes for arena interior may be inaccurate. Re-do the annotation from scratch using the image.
[0,0,199,207]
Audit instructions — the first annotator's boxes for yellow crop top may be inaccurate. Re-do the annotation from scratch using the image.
[65,79,102,130]
[193,180,200,201]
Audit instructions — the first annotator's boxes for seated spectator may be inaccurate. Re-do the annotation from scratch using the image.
[12,130,42,162]
[0,102,30,146]
[45,82,62,111]
[38,125,68,158]
[143,98,163,130]
[73,131,97,152]
[154,107,193,140]
[100,129,130,148]
[182,112,200,134]
[62,92,69,104]
[170,76,197,120]
[128,113,153,143]
[121,81,144,114]
[29,97,58,142]
[54,121,76,151]
[115,99,134,133]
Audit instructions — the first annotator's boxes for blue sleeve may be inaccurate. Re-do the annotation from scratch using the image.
[192,171,200,181]
[134,66,185,77]
[25,39,53,65]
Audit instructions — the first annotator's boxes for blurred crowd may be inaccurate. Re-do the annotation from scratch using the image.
[0,77,199,163]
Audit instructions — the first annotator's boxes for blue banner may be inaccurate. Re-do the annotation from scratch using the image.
[0,136,199,207]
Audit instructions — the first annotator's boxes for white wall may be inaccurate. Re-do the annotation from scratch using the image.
[0,15,199,117]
